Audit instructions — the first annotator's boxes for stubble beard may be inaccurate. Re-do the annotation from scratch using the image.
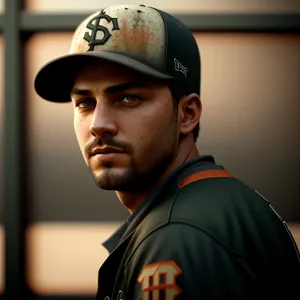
[89,143,177,192]
[89,126,178,192]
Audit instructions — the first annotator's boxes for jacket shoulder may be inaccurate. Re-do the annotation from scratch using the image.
[135,177,292,255]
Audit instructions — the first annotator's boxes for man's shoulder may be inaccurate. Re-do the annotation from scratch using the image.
[172,175,262,220]
[154,173,265,228]
[136,175,277,254]
[170,177,265,242]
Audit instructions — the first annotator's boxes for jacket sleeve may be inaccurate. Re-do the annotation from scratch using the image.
[122,223,256,299]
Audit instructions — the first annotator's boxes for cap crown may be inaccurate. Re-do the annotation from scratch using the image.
[70,5,166,71]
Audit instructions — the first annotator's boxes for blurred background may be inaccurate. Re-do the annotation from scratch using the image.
[0,0,299,299]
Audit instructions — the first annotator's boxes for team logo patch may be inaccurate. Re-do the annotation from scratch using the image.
[84,10,120,51]
[137,261,182,300]
[174,58,188,77]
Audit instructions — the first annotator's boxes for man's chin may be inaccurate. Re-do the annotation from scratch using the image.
[92,169,136,191]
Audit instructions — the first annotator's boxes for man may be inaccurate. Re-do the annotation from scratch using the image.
[34,4,300,300]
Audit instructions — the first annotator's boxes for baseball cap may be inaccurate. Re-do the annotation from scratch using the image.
[34,4,201,102]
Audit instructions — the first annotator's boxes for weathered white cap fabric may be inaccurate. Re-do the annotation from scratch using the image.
[34,4,201,102]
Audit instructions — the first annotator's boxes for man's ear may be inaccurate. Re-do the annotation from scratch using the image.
[178,93,202,136]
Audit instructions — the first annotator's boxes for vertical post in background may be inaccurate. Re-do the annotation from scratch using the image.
[3,0,27,298]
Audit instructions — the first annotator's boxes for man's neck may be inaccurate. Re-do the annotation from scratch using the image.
[116,142,199,214]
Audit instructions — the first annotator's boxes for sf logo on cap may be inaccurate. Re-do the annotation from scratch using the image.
[84,10,120,51]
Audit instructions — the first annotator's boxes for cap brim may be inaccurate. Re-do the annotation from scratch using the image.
[34,51,173,102]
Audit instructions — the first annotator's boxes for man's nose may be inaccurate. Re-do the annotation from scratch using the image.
[89,104,118,138]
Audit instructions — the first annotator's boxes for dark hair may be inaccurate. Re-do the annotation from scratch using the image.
[168,81,200,142]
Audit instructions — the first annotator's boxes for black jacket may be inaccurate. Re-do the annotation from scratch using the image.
[96,155,300,300]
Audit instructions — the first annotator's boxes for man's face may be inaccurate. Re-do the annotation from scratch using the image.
[71,61,179,192]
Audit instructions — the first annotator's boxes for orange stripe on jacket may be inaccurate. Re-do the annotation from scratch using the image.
[178,170,232,188]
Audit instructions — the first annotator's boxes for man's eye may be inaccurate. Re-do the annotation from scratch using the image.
[121,95,142,105]
[76,99,96,108]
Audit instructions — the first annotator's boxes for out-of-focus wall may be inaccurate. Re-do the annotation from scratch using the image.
[0,33,4,294]
[0,0,299,295]
[25,0,300,13]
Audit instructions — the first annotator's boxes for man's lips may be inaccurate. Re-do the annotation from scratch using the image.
[89,147,125,163]
[90,146,124,156]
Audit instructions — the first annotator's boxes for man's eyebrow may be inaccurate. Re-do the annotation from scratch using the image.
[70,88,92,97]
[70,82,151,97]
[104,82,151,94]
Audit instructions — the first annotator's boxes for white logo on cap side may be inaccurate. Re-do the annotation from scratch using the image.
[174,58,188,77]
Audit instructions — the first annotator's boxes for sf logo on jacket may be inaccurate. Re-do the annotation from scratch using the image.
[101,261,182,300]
[138,261,183,299]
